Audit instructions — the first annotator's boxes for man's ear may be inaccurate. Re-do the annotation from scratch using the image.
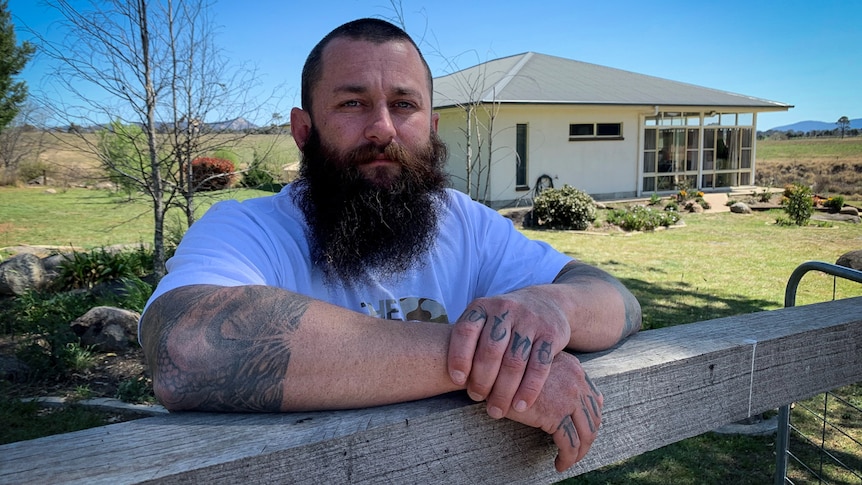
[431,112,439,133]
[290,107,312,151]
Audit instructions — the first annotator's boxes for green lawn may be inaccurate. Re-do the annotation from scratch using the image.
[2,186,861,482]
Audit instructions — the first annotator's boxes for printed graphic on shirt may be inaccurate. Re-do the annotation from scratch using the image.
[360,297,449,323]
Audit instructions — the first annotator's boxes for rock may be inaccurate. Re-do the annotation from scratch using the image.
[812,213,861,224]
[0,354,29,382]
[839,206,860,216]
[686,202,704,213]
[0,253,48,296]
[70,306,140,352]
[836,250,862,271]
[730,202,752,214]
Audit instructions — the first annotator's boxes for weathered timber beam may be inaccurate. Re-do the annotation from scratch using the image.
[1,296,860,485]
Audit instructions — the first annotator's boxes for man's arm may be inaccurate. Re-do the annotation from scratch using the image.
[140,284,462,412]
[447,260,641,417]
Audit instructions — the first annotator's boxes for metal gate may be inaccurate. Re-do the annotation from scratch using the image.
[775,261,862,484]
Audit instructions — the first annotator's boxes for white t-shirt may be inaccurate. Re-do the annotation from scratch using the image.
[142,186,572,326]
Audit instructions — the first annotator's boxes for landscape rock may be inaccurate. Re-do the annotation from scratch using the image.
[839,206,860,216]
[730,202,752,214]
[0,253,48,296]
[836,250,862,271]
[812,213,861,224]
[70,306,140,352]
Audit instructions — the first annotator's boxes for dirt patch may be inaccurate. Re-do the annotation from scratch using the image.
[1,335,150,402]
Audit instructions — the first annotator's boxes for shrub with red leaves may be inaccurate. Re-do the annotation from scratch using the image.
[191,157,236,191]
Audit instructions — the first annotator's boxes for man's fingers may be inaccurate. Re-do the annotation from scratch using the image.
[448,307,487,386]
[510,338,554,412]
[553,415,581,472]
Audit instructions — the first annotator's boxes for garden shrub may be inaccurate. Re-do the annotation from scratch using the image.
[192,157,235,191]
[56,246,153,291]
[781,183,814,226]
[531,185,597,230]
[823,195,845,212]
[240,149,276,189]
[607,205,681,232]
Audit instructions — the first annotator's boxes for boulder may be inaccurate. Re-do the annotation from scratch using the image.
[0,253,48,296]
[70,306,140,352]
[836,250,862,271]
[730,202,752,214]
[839,206,860,217]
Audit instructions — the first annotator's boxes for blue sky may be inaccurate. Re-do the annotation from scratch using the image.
[8,0,861,130]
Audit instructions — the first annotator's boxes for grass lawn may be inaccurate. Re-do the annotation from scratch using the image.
[2,186,861,482]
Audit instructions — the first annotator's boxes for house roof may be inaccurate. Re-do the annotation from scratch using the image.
[433,52,792,111]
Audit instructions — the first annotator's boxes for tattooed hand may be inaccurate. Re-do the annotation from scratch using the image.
[506,352,603,471]
[447,289,571,419]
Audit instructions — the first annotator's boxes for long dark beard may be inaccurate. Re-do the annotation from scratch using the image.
[292,128,449,286]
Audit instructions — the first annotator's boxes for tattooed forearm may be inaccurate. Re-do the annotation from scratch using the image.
[141,285,309,412]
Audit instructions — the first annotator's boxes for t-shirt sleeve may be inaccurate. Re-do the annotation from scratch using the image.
[451,192,574,299]
[143,199,300,310]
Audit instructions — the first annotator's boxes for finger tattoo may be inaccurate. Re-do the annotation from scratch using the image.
[537,341,552,365]
[510,332,531,359]
[558,416,578,448]
[464,306,487,324]
[581,397,598,433]
[490,310,509,341]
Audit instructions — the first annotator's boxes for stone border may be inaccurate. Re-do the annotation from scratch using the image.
[21,396,167,416]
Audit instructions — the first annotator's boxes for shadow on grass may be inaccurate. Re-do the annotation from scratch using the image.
[613,273,779,330]
[564,432,777,485]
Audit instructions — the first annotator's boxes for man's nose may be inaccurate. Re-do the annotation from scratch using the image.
[364,104,396,145]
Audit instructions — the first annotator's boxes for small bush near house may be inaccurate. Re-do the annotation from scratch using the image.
[531,185,597,230]
[607,205,681,232]
[823,195,845,213]
[781,183,814,226]
[192,157,235,191]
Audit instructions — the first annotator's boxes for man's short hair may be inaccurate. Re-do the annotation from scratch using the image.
[300,18,433,114]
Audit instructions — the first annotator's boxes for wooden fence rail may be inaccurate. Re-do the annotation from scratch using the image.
[2,296,861,484]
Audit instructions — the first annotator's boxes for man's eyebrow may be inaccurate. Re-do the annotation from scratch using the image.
[332,84,424,98]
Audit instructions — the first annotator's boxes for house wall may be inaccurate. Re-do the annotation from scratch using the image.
[436,104,647,208]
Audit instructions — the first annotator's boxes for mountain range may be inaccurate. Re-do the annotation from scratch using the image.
[766,118,862,132]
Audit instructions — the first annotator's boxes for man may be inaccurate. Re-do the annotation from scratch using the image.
[139,18,641,472]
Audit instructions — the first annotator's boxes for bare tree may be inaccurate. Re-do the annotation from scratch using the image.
[384,3,503,205]
[30,0,277,279]
[0,102,47,184]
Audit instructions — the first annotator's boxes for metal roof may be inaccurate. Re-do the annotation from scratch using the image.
[433,52,792,111]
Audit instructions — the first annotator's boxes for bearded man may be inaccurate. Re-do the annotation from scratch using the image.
[139,18,641,472]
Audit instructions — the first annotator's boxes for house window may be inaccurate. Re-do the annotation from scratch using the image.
[642,111,754,194]
[569,122,623,140]
[516,124,528,189]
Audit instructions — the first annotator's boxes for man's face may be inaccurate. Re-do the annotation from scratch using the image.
[291,38,449,285]
[294,38,438,186]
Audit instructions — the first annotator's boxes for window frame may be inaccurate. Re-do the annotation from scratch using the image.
[568,122,623,141]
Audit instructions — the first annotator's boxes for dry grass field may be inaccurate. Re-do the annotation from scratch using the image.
[756,137,862,196]
[7,132,861,197]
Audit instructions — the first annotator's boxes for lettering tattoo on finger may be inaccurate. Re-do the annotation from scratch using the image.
[558,416,578,448]
[510,332,531,359]
[490,310,509,341]
[464,306,487,324]
[581,396,598,433]
[537,340,553,365]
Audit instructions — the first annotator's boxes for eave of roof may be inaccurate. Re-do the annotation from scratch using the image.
[432,52,792,112]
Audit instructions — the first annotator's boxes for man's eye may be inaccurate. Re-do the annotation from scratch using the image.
[394,101,415,109]
[342,100,361,107]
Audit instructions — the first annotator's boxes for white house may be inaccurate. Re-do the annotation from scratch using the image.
[432,52,792,208]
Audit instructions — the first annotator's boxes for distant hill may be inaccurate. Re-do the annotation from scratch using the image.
[207,117,258,131]
[767,118,862,132]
